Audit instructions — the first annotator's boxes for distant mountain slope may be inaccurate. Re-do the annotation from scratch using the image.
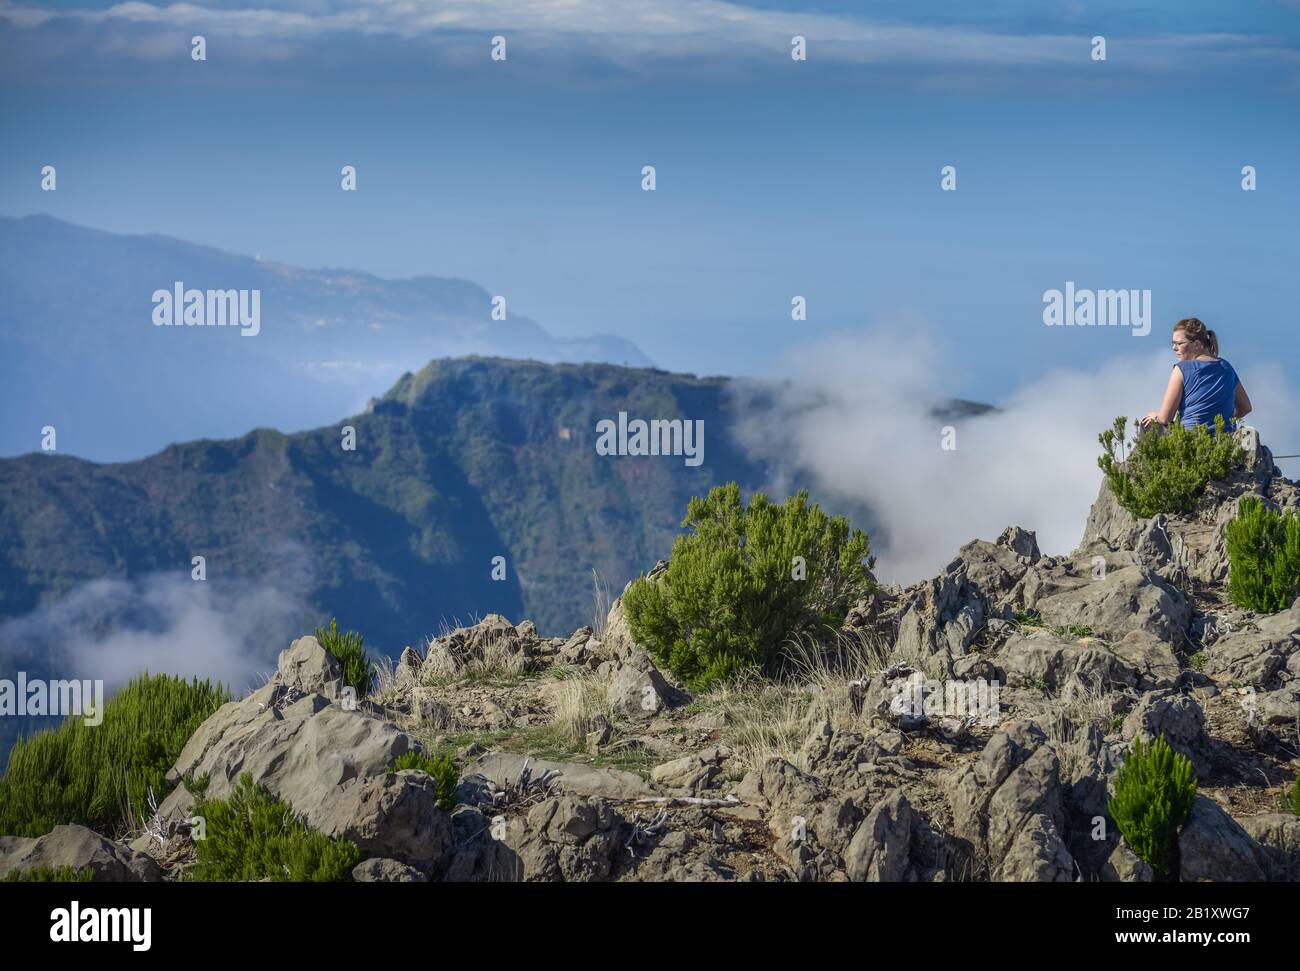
[0,357,770,648]
[0,215,651,462]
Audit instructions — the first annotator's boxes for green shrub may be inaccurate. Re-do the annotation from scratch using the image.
[3,866,94,883]
[0,674,230,838]
[622,483,876,690]
[1225,498,1300,614]
[1098,415,1245,519]
[1108,734,1198,880]
[186,773,359,882]
[1289,777,1300,818]
[392,751,459,811]
[314,618,375,698]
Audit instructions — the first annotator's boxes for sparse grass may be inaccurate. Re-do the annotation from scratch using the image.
[1035,678,1124,781]
[369,653,406,707]
[4,866,95,883]
[709,670,813,776]
[419,623,535,688]
[1055,624,1097,640]
[546,668,618,750]
[1013,610,1046,629]
[1189,652,1207,672]
[1290,777,1300,817]
[1012,612,1096,642]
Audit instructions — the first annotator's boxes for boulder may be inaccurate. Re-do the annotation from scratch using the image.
[352,857,428,882]
[1202,604,1300,688]
[607,651,674,721]
[1100,838,1154,882]
[1239,813,1300,881]
[313,771,452,875]
[1120,690,1211,774]
[1029,566,1192,643]
[1178,796,1272,882]
[843,790,941,882]
[1109,631,1182,691]
[997,632,1139,692]
[650,747,727,792]
[459,752,655,801]
[277,635,345,700]
[393,646,423,686]
[736,757,864,876]
[0,825,162,882]
[157,640,413,826]
[1255,686,1300,728]
[509,795,626,882]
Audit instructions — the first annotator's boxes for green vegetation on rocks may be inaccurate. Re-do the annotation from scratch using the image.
[1225,498,1300,614]
[1098,415,1245,519]
[623,483,875,690]
[392,752,459,811]
[186,773,359,882]
[315,618,376,697]
[0,674,230,838]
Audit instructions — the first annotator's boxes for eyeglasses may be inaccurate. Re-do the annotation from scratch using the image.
[1172,340,1192,348]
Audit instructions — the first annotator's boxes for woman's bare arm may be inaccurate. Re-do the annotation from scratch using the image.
[1234,382,1252,420]
[1143,366,1184,427]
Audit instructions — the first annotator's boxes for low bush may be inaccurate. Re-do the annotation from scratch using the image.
[314,618,376,698]
[1289,777,1300,818]
[392,751,459,811]
[1108,734,1198,880]
[0,674,230,838]
[1225,498,1300,613]
[623,483,875,690]
[186,773,359,882]
[1098,415,1244,518]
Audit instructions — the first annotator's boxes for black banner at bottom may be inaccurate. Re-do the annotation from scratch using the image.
[0,880,1284,958]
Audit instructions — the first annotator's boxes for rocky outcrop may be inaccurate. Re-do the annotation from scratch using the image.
[949,722,1074,882]
[157,636,415,826]
[0,824,162,882]
[1076,427,1300,585]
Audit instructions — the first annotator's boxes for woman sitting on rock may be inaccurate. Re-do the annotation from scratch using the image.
[1142,317,1252,433]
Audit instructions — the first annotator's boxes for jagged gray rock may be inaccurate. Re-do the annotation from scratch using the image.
[312,771,452,875]
[0,824,162,882]
[997,631,1140,692]
[843,790,942,882]
[948,721,1073,882]
[1120,690,1212,774]
[352,857,428,882]
[1178,796,1273,882]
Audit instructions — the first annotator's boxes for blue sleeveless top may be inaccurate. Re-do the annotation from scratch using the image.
[1177,358,1238,432]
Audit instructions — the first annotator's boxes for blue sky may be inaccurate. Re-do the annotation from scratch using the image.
[1,0,1297,402]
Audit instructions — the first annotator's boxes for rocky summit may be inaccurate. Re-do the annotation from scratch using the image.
[4,433,1298,884]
